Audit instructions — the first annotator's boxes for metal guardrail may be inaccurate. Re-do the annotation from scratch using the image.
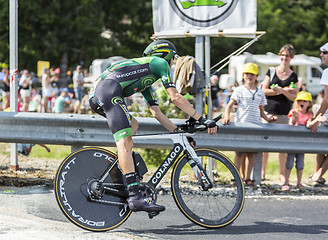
[1,111,328,154]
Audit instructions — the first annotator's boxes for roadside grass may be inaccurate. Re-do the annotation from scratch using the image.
[0,143,317,184]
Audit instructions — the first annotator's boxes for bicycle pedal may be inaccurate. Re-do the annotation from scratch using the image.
[148,211,160,219]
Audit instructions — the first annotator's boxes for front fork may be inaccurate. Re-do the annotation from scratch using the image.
[186,147,213,191]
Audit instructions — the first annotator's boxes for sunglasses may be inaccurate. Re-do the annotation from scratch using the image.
[321,51,328,55]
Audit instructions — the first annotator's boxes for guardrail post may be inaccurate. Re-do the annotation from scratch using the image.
[71,144,83,153]
[252,152,263,185]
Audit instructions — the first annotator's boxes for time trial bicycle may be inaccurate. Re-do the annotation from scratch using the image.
[54,115,245,231]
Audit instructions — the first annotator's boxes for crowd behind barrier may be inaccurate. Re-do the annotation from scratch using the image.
[1,46,328,189]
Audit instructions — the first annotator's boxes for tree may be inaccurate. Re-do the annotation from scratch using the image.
[1,0,328,77]
[256,0,328,56]
[0,0,107,73]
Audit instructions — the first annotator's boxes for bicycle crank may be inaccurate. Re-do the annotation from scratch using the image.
[139,182,157,202]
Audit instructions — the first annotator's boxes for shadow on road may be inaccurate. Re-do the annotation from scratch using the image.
[126,221,328,236]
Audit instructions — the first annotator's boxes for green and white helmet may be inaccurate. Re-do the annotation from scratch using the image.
[143,40,177,62]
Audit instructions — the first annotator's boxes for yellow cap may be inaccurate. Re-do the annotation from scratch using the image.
[295,91,312,102]
[243,63,258,75]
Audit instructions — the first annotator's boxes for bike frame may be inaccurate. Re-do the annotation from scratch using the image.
[132,132,211,190]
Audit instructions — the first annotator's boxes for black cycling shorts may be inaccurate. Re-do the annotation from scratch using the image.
[89,79,132,142]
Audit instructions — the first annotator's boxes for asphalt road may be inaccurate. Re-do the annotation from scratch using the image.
[0,186,328,240]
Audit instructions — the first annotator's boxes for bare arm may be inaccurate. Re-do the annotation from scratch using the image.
[166,87,202,120]
[315,85,328,117]
[306,113,322,129]
[262,75,277,96]
[38,144,51,152]
[149,105,177,132]
[166,87,217,134]
[262,75,298,100]
[260,105,277,123]
[222,98,235,125]
[3,71,10,86]
[310,85,328,132]
[278,87,298,101]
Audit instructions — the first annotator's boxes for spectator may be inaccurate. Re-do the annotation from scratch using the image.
[261,44,299,182]
[72,65,84,109]
[282,91,314,190]
[53,89,73,113]
[310,153,328,186]
[28,89,42,112]
[41,68,55,113]
[19,69,32,112]
[223,84,233,107]
[210,75,221,112]
[310,42,328,131]
[222,63,276,186]
[0,66,10,109]
[308,42,328,184]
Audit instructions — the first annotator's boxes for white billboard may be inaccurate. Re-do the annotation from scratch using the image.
[152,0,257,38]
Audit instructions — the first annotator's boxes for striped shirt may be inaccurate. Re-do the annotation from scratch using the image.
[231,85,267,123]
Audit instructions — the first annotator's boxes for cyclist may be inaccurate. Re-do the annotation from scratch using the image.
[89,39,217,213]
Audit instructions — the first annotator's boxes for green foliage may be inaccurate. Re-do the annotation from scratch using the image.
[29,144,71,160]
[136,148,171,166]
[256,0,328,57]
[0,0,154,71]
[1,0,328,79]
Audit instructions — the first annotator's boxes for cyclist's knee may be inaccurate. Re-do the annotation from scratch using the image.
[117,136,134,150]
[131,117,139,135]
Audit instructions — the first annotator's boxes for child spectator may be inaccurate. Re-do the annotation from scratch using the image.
[282,91,314,190]
[222,63,276,186]
[53,89,76,113]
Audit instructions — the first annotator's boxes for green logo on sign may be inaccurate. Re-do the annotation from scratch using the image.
[180,0,226,9]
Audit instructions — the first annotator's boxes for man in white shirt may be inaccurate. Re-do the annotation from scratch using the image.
[309,43,328,185]
[72,65,84,104]
[310,43,328,132]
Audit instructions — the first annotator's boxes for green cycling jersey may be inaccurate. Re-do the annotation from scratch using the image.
[90,56,175,105]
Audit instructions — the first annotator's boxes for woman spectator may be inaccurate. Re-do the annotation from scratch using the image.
[1,67,10,109]
[261,44,299,182]
[41,68,55,113]
[19,70,32,112]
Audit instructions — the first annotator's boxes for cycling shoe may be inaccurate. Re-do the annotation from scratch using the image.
[128,194,165,212]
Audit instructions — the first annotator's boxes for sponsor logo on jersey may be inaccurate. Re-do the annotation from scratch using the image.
[111,96,124,105]
[142,77,155,87]
[97,99,104,107]
[119,131,129,137]
[116,68,149,79]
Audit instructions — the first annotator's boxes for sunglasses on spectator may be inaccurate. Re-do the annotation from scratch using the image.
[321,51,328,55]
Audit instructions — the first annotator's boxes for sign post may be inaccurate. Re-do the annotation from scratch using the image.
[9,0,19,170]
[195,36,204,115]
[152,0,257,116]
